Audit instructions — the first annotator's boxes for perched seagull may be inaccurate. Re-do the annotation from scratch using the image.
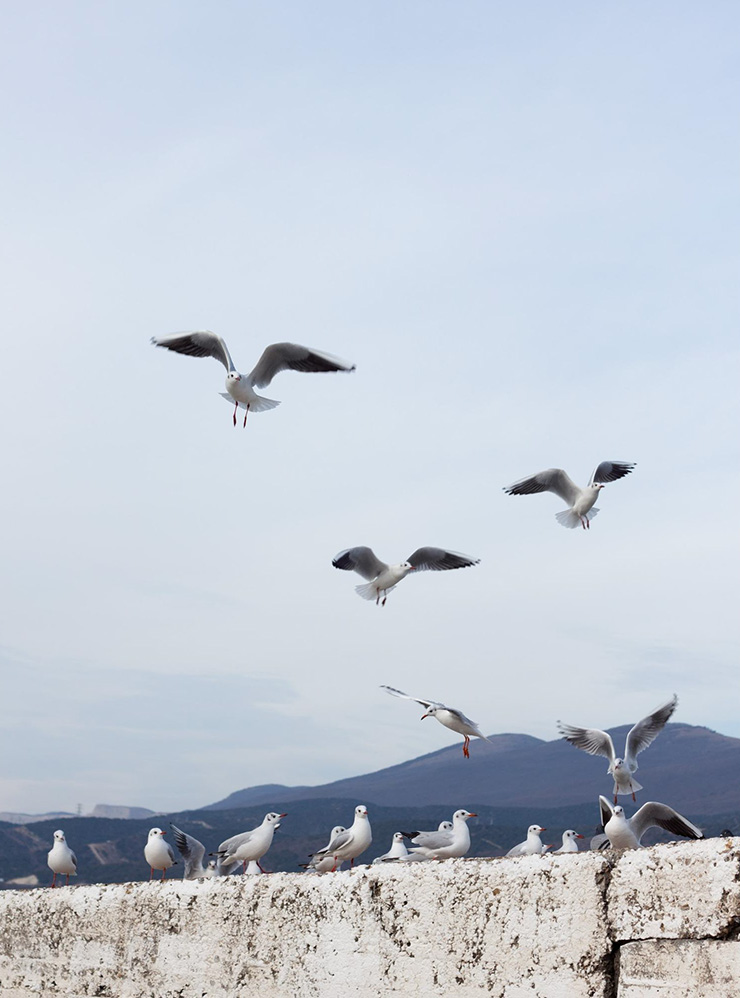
[507,825,548,857]
[503,460,636,529]
[381,685,491,758]
[558,695,678,803]
[332,546,480,606]
[214,811,286,873]
[553,830,585,854]
[597,796,703,850]
[151,331,355,427]
[144,828,177,882]
[309,805,372,871]
[302,827,347,873]
[170,824,239,879]
[403,810,476,860]
[47,830,77,888]
[372,832,409,864]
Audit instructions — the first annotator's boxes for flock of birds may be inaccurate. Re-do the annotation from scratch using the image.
[44,329,702,888]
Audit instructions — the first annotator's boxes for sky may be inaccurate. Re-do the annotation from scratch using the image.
[1,1,738,815]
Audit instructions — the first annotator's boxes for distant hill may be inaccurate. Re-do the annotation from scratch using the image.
[204,724,740,814]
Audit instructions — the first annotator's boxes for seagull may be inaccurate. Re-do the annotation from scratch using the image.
[170,824,239,879]
[553,830,585,854]
[214,811,286,873]
[503,460,636,529]
[372,832,409,864]
[381,685,490,758]
[309,805,372,872]
[558,695,678,803]
[47,830,77,887]
[302,827,347,873]
[403,810,477,860]
[151,331,355,427]
[332,546,480,606]
[507,825,548,856]
[597,796,703,850]
[144,828,177,881]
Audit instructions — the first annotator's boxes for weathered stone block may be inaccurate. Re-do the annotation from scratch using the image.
[617,939,740,997]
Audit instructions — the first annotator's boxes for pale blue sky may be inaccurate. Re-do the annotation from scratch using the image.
[1,2,738,813]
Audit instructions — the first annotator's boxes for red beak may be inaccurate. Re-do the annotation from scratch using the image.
[279,813,287,818]
[576,834,584,839]
[420,714,429,720]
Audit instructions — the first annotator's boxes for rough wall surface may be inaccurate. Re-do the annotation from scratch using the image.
[0,840,738,998]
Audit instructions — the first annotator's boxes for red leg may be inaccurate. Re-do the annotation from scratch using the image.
[233,402,238,426]
[376,591,380,605]
[586,518,590,530]
[149,868,154,881]
[50,873,57,888]
[257,861,267,873]
[382,595,387,606]
[632,789,636,802]
[66,874,70,886]
[613,794,618,804]
[161,868,166,882]
[243,403,250,428]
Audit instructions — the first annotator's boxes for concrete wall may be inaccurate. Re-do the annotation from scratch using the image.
[0,839,738,997]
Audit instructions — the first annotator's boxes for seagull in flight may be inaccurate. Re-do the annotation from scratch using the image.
[151,331,355,426]
[597,796,703,850]
[558,695,678,803]
[332,546,480,605]
[381,685,490,758]
[503,460,636,529]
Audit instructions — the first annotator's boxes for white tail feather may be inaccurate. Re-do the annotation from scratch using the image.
[355,581,396,602]
[555,507,600,529]
[615,778,643,796]
[219,393,281,413]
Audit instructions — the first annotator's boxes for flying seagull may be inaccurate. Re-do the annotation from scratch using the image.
[151,331,355,426]
[503,460,636,529]
[558,695,678,802]
[332,546,480,605]
[381,685,490,758]
[597,796,703,850]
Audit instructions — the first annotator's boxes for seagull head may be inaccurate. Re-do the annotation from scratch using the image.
[613,758,625,771]
[528,825,545,835]
[227,371,242,383]
[595,483,606,490]
[265,812,287,824]
[148,828,165,839]
[356,805,368,817]
[612,806,625,818]
[454,810,477,822]
[53,830,66,842]
[420,706,437,720]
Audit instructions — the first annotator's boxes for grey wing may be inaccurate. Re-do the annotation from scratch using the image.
[70,850,77,869]
[630,802,703,841]
[624,695,678,770]
[406,547,480,572]
[589,461,636,486]
[380,685,436,710]
[248,342,355,388]
[151,330,235,371]
[506,841,527,857]
[218,829,253,855]
[171,824,206,870]
[324,828,352,853]
[599,795,615,828]
[412,830,453,850]
[166,841,176,863]
[332,547,388,580]
[503,469,581,505]
[558,723,617,765]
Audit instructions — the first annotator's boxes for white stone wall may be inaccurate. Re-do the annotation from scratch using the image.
[0,839,738,997]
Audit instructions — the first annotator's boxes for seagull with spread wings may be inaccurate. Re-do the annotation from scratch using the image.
[151,330,355,426]
[596,796,703,850]
[381,685,490,758]
[332,546,480,605]
[558,695,678,803]
[503,460,636,529]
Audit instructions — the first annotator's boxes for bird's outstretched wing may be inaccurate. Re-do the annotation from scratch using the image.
[630,802,703,842]
[171,824,206,877]
[151,331,236,372]
[625,695,678,770]
[558,723,617,766]
[503,469,581,505]
[598,795,615,829]
[406,547,480,572]
[589,461,636,486]
[332,547,388,580]
[248,343,355,388]
[381,685,438,710]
